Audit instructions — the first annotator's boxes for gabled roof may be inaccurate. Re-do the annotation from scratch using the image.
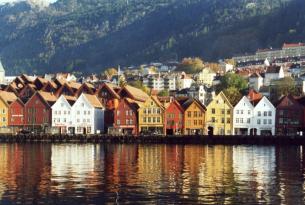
[0,91,17,106]
[119,85,149,102]
[55,83,75,97]
[151,95,164,109]
[178,97,206,112]
[254,96,275,109]
[37,91,58,106]
[83,94,104,109]
[217,91,233,108]
[249,72,262,78]
[96,82,120,99]
[247,89,263,102]
[124,98,142,111]
[266,65,281,74]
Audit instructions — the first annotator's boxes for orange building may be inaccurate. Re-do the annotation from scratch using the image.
[178,98,206,135]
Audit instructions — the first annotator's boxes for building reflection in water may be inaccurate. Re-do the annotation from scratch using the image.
[0,144,305,204]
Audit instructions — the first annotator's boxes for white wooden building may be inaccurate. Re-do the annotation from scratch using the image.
[71,93,105,134]
[51,95,76,134]
[233,96,275,135]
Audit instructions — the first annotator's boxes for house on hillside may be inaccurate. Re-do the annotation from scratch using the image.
[264,65,284,86]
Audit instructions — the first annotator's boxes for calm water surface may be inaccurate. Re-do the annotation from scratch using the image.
[0,143,304,204]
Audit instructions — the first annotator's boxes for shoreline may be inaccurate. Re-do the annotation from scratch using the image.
[0,134,304,145]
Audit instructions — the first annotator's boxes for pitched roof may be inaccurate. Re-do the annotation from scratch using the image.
[151,95,164,109]
[83,94,103,109]
[0,91,17,105]
[249,72,262,78]
[247,89,263,102]
[178,97,206,111]
[97,83,120,99]
[283,42,305,48]
[63,95,77,106]
[120,85,149,102]
[37,91,58,106]
[266,65,281,74]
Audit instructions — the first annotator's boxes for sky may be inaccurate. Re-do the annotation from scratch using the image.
[0,0,57,5]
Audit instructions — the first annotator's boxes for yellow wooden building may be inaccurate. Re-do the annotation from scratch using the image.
[178,98,206,135]
[0,91,18,127]
[205,91,233,135]
[138,96,165,135]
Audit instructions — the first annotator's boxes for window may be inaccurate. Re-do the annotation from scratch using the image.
[212,109,215,114]
[148,109,151,114]
[148,117,151,123]
[126,110,129,116]
[117,110,120,116]
[126,119,129,125]
[129,110,132,115]
[212,117,215,123]
[227,110,230,115]
[279,110,284,116]
[264,111,267,116]
[144,108,147,114]
[248,110,251,115]
[130,119,133,125]
[117,120,120,125]
[194,111,197,117]
[236,118,239,123]
[77,119,80,123]
[64,118,66,123]
[77,111,80,115]
[199,112,202,117]
[2,117,5,122]
[221,118,225,123]
[64,111,66,115]
[241,110,244,114]
[263,119,267,124]
[87,119,90,123]
[157,108,161,114]
[240,118,243,123]
[279,118,283,124]
[268,111,272,116]
[187,111,191,117]
[247,118,250,123]
[84,111,86,115]
[87,127,91,134]
[221,109,225,114]
[268,119,272,124]
[227,118,230,123]
[236,110,239,114]
[81,103,85,107]
[143,117,146,123]
[157,117,160,123]
[199,120,203,125]
[258,111,261,116]
[257,119,261,124]
[54,111,57,115]
[153,117,156,123]
[83,119,86,123]
[77,127,82,133]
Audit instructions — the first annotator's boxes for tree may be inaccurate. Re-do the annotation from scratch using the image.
[176,57,204,74]
[118,75,127,87]
[103,68,117,80]
[270,77,301,103]
[158,89,169,97]
[223,87,242,106]
[129,80,150,94]
[218,73,248,92]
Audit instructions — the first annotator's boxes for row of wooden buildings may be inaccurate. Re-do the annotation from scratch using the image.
[0,74,304,136]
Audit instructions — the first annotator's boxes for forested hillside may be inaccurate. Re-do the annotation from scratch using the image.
[0,0,304,74]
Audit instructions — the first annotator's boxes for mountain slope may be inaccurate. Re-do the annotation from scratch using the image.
[0,0,304,74]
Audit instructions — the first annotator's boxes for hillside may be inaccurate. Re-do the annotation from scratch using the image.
[0,0,304,74]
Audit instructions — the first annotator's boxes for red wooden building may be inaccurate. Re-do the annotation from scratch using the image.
[96,83,121,131]
[275,95,305,135]
[8,99,25,129]
[164,99,184,135]
[113,98,141,135]
[24,91,57,132]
